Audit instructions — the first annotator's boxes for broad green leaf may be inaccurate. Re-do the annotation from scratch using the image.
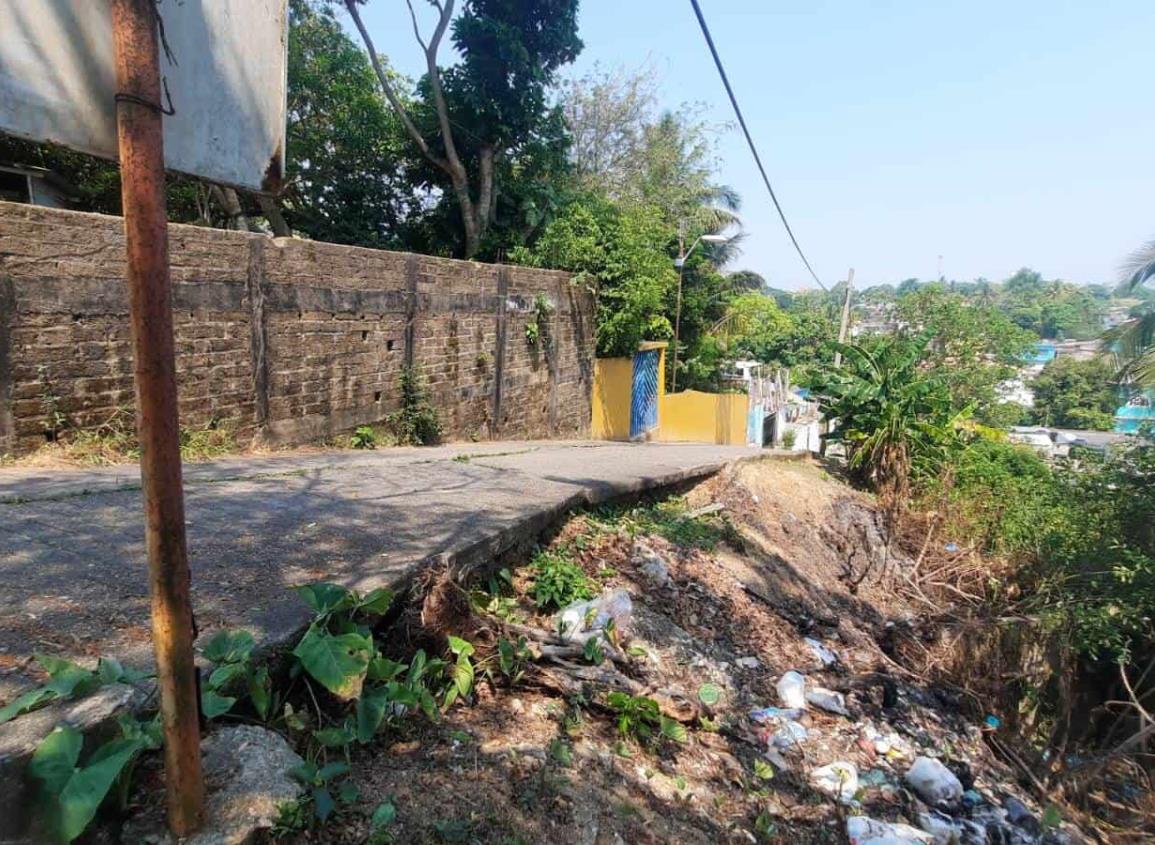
[37,655,99,700]
[417,688,438,721]
[697,683,722,706]
[454,654,474,698]
[0,687,57,724]
[201,689,236,719]
[201,629,255,664]
[96,657,125,685]
[316,761,350,782]
[370,800,397,828]
[659,716,688,743]
[288,762,317,785]
[447,636,475,658]
[357,588,394,615]
[29,725,83,795]
[356,687,389,743]
[385,683,419,709]
[208,662,247,691]
[295,583,353,617]
[313,725,355,748]
[312,787,335,822]
[337,780,359,804]
[367,656,407,682]
[248,666,272,721]
[292,625,372,701]
[58,737,142,842]
[408,650,428,683]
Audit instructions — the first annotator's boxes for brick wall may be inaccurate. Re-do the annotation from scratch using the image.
[0,202,594,456]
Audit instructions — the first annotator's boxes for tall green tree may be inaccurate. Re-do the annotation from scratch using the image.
[344,0,582,258]
[283,0,410,247]
[1030,357,1118,430]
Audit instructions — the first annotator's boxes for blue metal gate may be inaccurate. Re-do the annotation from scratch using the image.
[630,349,660,439]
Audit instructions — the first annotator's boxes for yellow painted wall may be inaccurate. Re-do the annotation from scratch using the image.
[656,390,747,445]
[592,357,634,440]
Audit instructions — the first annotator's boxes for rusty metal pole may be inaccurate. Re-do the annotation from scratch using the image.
[110,0,204,835]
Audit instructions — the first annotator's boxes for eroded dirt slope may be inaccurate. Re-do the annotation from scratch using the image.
[275,457,1082,845]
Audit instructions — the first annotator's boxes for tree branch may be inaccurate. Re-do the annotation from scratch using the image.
[403,0,428,51]
[343,0,449,174]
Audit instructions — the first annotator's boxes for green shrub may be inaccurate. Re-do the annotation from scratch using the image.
[530,549,593,610]
[387,368,442,446]
[350,426,377,450]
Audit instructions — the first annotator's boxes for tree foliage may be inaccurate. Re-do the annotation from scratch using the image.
[284,0,410,247]
[1030,357,1118,430]
[812,333,964,505]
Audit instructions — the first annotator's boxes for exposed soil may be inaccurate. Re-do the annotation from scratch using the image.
[260,457,1088,845]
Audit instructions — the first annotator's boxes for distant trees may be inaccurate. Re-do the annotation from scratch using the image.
[1030,357,1118,430]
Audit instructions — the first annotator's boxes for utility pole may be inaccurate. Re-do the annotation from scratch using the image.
[111,0,204,835]
[832,267,854,368]
[671,226,687,394]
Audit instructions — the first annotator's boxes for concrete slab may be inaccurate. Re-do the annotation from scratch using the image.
[0,441,757,694]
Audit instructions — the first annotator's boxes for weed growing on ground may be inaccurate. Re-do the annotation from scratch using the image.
[350,425,377,450]
[530,548,594,610]
[604,692,687,745]
[388,368,442,446]
[588,496,734,551]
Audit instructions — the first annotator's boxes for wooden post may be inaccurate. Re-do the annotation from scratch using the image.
[110,0,204,835]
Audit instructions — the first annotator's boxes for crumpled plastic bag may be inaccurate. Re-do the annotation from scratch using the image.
[555,588,633,644]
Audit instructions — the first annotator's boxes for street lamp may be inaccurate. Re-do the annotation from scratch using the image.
[671,233,731,393]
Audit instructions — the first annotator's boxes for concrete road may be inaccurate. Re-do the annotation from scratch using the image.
[0,441,758,691]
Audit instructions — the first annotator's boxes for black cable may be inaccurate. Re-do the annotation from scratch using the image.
[688,0,827,291]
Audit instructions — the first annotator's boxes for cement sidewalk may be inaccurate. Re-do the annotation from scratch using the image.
[0,440,757,694]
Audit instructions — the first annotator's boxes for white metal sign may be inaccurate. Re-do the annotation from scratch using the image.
[0,0,288,191]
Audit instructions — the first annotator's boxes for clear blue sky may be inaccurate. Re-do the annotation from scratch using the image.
[349,0,1155,290]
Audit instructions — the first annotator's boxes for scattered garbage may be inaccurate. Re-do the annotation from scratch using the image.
[771,720,809,749]
[810,760,859,803]
[984,714,1001,730]
[1003,796,1041,836]
[862,724,914,762]
[776,670,807,709]
[735,656,761,669]
[961,789,984,808]
[632,541,671,587]
[906,756,964,805]
[847,816,934,845]
[944,542,959,553]
[916,810,962,845]
[556,588,633,644]
[804,636,839,666]
[806,686,850,716]
[750,706,804,723]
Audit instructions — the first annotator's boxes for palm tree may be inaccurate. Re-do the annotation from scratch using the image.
[1106,239,1155,387]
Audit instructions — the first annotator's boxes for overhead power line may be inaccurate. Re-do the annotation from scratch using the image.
[688,0,827,291]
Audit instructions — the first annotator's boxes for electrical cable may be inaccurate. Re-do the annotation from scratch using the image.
[688,0,827,290]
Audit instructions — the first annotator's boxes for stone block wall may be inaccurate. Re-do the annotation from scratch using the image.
[0,201,594,456]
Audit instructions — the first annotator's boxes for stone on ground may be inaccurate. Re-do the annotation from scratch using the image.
[127,725,303,845]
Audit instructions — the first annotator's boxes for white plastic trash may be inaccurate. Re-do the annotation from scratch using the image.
[771,720,809,749]
[556,588,633,644]
[905,757,964,805]
[916,811,962,845]
[805,636,839,666]
[776,670,807,709]
[806,687,850,716]
[810,760,859,803]
[847,816,934,845]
